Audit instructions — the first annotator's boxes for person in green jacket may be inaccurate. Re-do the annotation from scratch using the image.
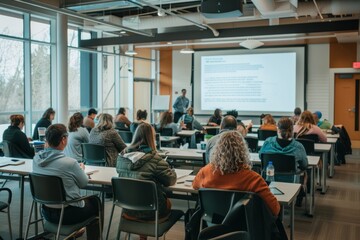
[116,122,177,239]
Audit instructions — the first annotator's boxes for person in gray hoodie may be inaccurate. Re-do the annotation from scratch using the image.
[32,124,102,240]
[116,122,176,238]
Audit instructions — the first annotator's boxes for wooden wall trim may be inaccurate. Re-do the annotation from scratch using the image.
[159,50,172,111]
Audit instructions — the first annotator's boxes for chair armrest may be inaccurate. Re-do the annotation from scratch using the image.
[0,188,12,204]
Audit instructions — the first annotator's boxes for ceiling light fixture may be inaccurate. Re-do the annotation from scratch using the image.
[125,50,137,56]
[180,40,194,54]
[157,0,166,17]
[239,39,264,49]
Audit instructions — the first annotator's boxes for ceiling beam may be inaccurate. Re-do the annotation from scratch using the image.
[80,19,359,48]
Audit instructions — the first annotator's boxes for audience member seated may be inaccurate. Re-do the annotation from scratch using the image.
[64,112,90,162]
[259,114,277,131]
[313,111,332,130]
[207,108,222,126]
[291,107,302,124]
[157,111,184,136]
[32,124,102,240]
[83,108,98,132]
[117,123,177,239]
[205,116,237,164]
[294,110,327,142]
[178,107,203,130]
[193,131,280,216]
[115,107,132,129]
[89,113,127,167]
[3,114,34,158]
[259,117,308,206]
[33,108,55,140]
[224,110,252,136]
[130,109,148,133]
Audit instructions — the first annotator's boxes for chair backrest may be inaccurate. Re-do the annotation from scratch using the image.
[160,128,173,136]
[117,130,133,144]
[244,137,258,153]
[198,189,274,240]
[115,122,129,131]
[198,189,249,225]
[257,130,277,141]
[111,177,158,211]
[29,173,67,205]
[81,143,106,166]
[296,138,315,155]
[296,133,319,142]
[260,153,297,182]
[2,140,33,158]
[206,128,219,136]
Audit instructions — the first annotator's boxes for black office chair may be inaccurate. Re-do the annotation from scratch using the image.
[260,153,298,183]
[25,173,102,240]
[2,140,33,159]
[244,137,259,153]
[296,138,315,155]
[0,188,12,240]
[106,177,184,240]
[257,130,277,141]
[115,122,129,131]
[296,133,319,143]
[206,128,219,136]
[160,128,173,136]
[117,130,133,144]
[81,143,107,166]
[197,189,277,240]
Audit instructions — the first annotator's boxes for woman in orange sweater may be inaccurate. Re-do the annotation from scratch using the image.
[259,114,277,132]
[192,131,280,216]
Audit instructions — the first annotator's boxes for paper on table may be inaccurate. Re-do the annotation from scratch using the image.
[0,158,25,167]
[241,120,252,126]
[174,169,193,179]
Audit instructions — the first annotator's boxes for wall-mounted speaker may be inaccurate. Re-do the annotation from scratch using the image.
[201,0,243,19]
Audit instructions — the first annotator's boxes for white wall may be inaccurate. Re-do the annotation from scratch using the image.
[172,50,192,110]
[307,44,330,120]
[172,44,335,123]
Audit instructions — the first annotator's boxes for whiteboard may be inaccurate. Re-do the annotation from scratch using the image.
[152,95,170,111]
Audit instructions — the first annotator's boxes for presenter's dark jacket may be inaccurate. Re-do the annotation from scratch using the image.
[3,125,35,158]
[32,118,52,140]
[208,115,222,126]
[116,146,177,220]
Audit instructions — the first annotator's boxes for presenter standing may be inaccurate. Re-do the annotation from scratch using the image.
[172,89,189,123]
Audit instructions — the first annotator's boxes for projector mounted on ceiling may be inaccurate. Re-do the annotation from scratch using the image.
[201,0,243,19]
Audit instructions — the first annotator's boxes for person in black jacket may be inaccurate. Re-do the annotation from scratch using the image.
[3,115,34,158]
[32,108,55,140]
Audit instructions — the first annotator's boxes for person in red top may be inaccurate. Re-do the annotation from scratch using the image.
[193,130,280,216]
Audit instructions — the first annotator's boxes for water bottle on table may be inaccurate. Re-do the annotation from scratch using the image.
[266,161,275,183]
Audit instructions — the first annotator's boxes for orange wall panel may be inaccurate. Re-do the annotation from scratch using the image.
[160,50,172,111]
[330,43,357,68]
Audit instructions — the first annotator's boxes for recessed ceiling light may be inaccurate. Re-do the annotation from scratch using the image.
[167,42,172,45]
[120,30,126,34]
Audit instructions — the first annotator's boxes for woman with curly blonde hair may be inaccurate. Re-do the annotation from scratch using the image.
[193,131,280,216]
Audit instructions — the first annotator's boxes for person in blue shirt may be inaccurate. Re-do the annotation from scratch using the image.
[172,89,189,123]
[177,107,203,130]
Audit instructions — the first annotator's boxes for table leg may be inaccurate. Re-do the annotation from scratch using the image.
[329,143,335,178]
[290,200,295,240]
[19,175,25,239]
[321,152,328,194]
[308,166,315,216]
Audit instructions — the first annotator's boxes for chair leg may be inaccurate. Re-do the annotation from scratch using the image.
[106,205,115,240]
[56,206,65,240]
[25,201,35,239]
[7,206,13,240]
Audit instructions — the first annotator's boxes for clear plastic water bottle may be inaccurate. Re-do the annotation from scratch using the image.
[266,161,275,183]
